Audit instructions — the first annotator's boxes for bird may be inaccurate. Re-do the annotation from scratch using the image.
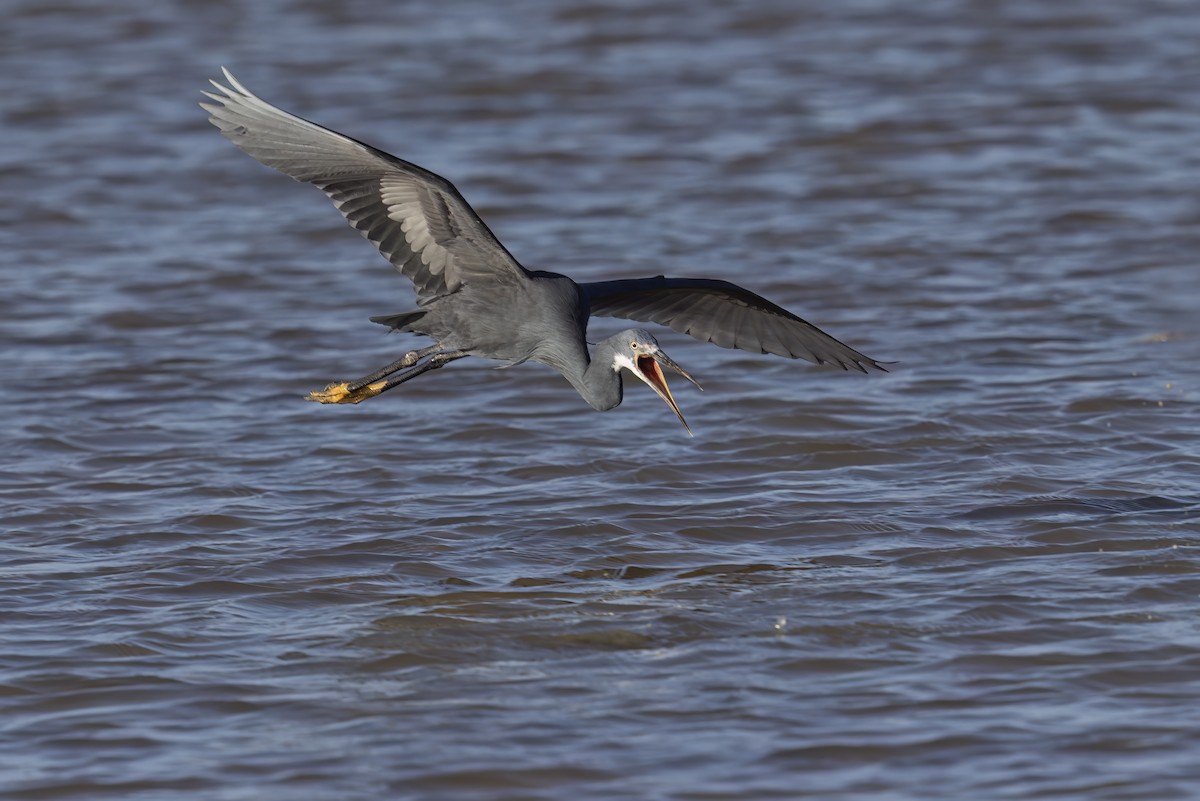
[201,69,885,435]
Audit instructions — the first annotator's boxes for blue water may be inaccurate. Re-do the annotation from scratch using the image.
[3,1,1199,798]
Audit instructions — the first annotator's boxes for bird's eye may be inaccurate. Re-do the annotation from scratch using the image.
[630,342,639,350]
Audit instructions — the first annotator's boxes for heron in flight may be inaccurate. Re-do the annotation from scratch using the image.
[202,69,884,434]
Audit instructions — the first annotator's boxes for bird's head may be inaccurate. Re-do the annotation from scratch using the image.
[610,329,703,435]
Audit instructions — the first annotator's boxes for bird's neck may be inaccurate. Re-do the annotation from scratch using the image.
[558,337,623,411]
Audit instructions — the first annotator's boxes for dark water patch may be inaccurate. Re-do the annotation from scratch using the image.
[963,494,1196,521]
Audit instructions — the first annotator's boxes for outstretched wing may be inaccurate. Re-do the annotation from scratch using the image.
[201,68,529,303]
[582,277,884,372]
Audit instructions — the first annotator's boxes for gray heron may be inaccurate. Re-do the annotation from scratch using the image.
[201,69,885,434]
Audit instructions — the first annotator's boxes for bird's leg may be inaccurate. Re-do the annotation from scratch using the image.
[344,345,446,393]
[341,350,470,401]
[306,349,469,404]
[305,345,443,404]
[366,349,470,397]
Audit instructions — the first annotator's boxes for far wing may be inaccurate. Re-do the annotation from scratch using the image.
[582,277,884,372]
[201,68,529,303]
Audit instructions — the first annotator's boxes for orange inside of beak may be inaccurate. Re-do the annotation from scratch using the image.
[636,354,691,434]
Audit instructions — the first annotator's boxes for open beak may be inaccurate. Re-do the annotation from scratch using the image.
[632,350,703,436]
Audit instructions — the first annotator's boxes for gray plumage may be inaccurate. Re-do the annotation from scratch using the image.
[201,69,884,432]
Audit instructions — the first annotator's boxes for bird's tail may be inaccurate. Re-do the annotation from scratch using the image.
[368,310,427,331]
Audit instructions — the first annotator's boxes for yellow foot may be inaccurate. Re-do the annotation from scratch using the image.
[304,379,389,405]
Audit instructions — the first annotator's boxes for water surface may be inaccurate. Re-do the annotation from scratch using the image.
[2,0,1199,798]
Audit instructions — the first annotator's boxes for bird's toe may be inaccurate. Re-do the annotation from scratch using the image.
[305,379,390,405]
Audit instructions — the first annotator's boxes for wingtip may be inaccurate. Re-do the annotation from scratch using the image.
[221,66,241,91]
[207,67,254,100]
[870,359,897,373]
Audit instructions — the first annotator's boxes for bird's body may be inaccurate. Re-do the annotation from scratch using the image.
[201,69,884,433]
[374,270,624,410]
[390,271,585,375]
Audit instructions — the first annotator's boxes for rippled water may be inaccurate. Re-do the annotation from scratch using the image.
[3,0,1200,798]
